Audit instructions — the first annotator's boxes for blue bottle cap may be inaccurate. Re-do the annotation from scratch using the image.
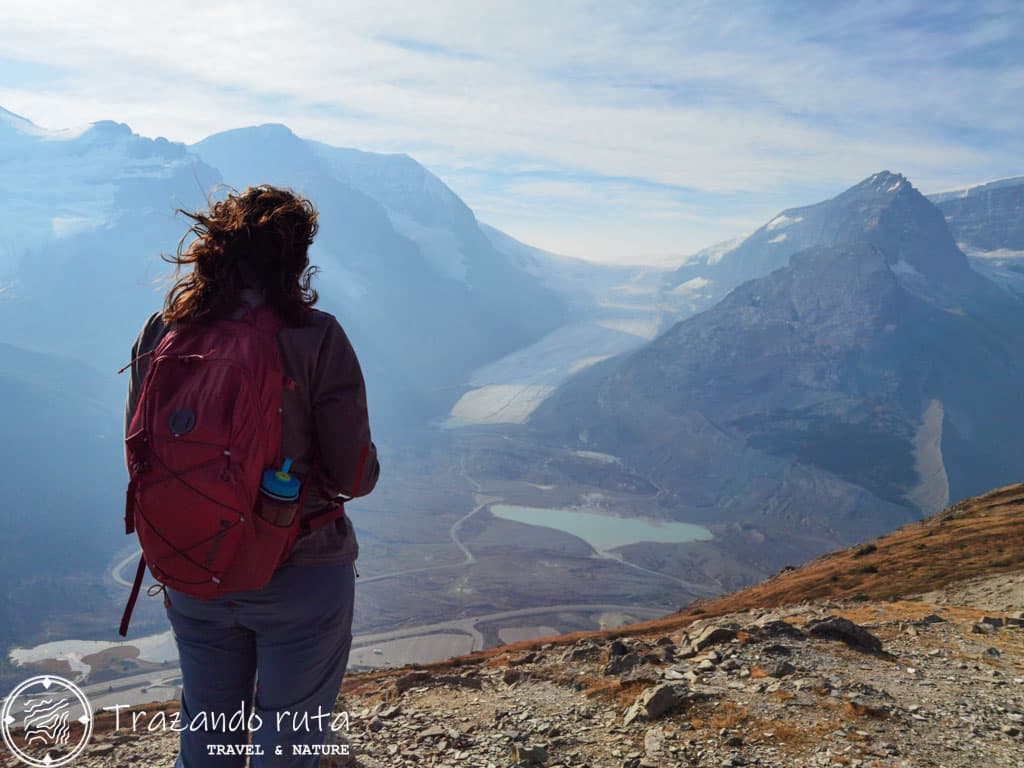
[260,458,300,501]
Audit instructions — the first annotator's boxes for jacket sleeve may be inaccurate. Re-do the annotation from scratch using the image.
[123,312,167,470]
[124,314,152,470]
[311,317,380,499]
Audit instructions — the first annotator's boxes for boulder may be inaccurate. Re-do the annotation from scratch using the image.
[623,683,690,725]
[805,616,883,653]
[691,625,738,652]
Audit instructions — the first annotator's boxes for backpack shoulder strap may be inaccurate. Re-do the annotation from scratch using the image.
[241,303,285,335]
[118,555,147,637]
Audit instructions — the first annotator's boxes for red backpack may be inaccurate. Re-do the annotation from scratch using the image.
[119,304,339,636]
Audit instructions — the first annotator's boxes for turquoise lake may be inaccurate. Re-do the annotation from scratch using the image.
[489,504,713,552]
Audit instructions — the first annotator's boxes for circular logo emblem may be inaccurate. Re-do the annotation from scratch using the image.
[169,408,196,436]
[1,676,93,767]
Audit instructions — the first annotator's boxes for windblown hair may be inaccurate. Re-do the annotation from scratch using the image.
[162,185,320,327]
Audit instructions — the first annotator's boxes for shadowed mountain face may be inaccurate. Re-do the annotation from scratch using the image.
[530,173,1024,552]
[0,342,124,652]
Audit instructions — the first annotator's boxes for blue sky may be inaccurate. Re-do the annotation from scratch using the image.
[0,0,1020,264]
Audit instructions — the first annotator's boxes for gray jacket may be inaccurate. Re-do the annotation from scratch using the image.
[124,289,380,565]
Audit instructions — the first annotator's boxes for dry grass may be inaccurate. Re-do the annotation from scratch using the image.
[767,718,843,751]
[690,700,750,730]
[844,699,891,719]
[579,677,652,709]
[829,600,993,625]
[686,700,847,755]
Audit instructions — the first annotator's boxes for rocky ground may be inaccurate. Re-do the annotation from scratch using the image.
[45,570,1023,768]
[914,571,1024,614]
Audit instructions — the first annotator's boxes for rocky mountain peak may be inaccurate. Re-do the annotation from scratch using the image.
[669,170,990,328]
[851,169,909,196]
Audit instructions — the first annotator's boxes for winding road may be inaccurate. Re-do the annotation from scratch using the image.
[112,452,716,597]
[107,450,716,674]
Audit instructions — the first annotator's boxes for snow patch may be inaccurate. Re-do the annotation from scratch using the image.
[0,108,89,141]
[466,320,653,390]
[928,175,1024,203]
[572,450,620,464]
[768,233,787,244]
[765,214,803,232]
[387,209,468,282]
[697,235,746,266]
[446,384,556,425]
[887,180,903,192]
[889,259,922,277]
[670,276,711,296]
[962,246,1024,260]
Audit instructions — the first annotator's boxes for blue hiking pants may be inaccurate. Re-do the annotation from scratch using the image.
[164,561,356,767]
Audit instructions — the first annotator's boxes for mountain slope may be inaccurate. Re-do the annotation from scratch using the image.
[76,484,1024,768]
[525,173,1024,566]
[0,108,569,438]
[0,108,576,656]
[930,176,1024,253]
[0,342,124,654]
[192,124,568,431]
[0,118,220,365]
[928,176,1024,294]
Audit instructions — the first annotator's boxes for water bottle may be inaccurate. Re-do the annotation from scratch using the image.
[258,458,302,526]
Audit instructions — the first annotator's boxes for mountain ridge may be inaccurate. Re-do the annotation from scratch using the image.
[0,104,582,655]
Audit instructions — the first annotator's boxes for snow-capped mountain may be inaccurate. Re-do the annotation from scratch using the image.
[666,171,999,312]
[927,176,1024,293]
[0,111,573,439]
[0,106,578,648]
[0,112,221,367]
[190,124,571,432]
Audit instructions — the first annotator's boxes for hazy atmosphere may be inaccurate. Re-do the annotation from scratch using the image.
[2,3,1024,766]
[1,0,1020,263]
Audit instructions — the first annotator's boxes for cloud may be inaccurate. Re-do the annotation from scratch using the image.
[0,0,1020,262]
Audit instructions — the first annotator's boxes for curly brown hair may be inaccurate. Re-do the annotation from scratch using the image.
[162,185,320,327]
